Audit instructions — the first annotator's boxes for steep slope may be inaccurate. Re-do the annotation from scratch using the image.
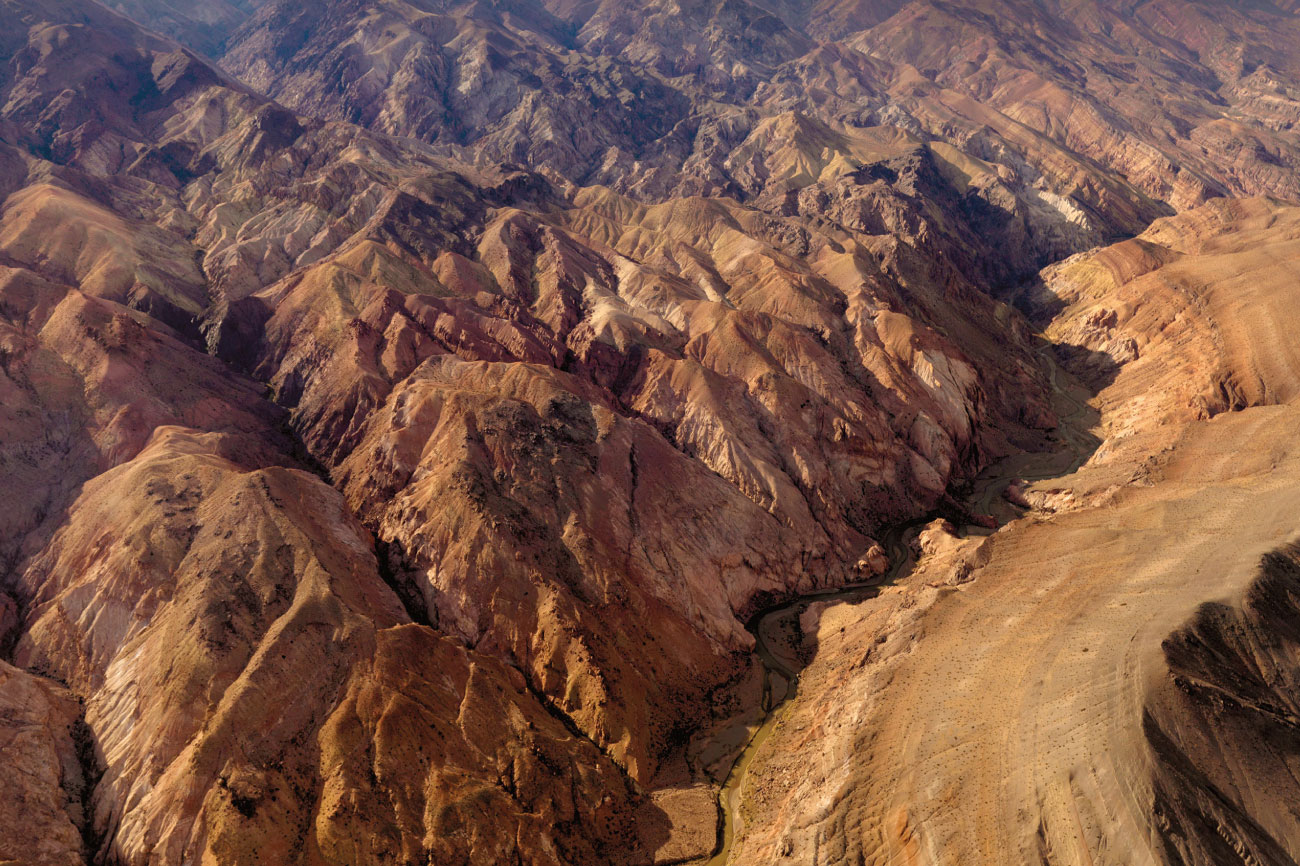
[1146,543,1300,866]
[6,0,1300,864]
[14,427,638,865]
[99,0,260,54]
[727,198,1300,865]
[0,661,87,866]
[215,0,1300,217]
[0,1,1093,862]
[1034,197,1300,457]
[854,0,1300,206]
[0,3,647,862]
[215,0,1165,238]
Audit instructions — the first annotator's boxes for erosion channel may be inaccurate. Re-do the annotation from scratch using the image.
[699,346,1098,865]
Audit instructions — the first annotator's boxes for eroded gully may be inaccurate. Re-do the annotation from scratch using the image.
[699,346,1097,865]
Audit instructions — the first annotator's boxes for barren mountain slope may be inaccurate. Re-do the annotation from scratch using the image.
[4,0,1300,864]
[0,660,87,866]
[99,0,259,54]
[855,0,1300,206]
[729,198,1300,865]
[0,0,1083,862]
[215,0,1300,212]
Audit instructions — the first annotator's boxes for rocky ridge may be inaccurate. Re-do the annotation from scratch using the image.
[2,0,1300,864]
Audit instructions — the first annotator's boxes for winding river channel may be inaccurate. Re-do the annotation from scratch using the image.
[700,346,1097,864]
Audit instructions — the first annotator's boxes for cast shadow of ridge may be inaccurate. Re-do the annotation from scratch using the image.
[1144,542,1300,866]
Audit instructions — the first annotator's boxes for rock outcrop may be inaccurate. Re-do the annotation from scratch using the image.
[0,662,88,866]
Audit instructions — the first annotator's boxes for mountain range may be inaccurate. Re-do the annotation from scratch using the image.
[4,0,1300,863]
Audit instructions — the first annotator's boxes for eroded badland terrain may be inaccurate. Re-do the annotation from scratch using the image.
[3,0,1300,863]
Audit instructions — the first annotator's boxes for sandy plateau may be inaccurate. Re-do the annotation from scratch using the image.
[725,199,1300,865]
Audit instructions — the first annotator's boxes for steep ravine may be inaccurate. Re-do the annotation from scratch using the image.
[698,347,1098,865]
[712,198,1300,866]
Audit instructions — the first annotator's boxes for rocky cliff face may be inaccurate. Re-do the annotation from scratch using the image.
[3,0,1300,864]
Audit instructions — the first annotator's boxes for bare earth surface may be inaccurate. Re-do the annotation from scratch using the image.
[3,0,1300,864]
[730,200,1300,865]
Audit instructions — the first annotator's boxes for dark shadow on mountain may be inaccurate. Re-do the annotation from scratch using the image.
[1144,543,1300,866]
[1003,270,1070,328]
[1052,340,1124,396]
[1035,336,1120,459]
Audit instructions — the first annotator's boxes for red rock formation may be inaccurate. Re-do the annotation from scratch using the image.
[4,0,1300,863]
